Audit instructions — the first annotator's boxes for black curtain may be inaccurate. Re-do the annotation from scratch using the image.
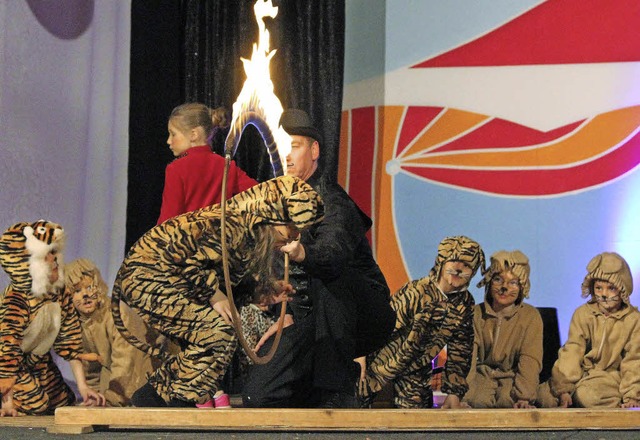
[127,0,345,252]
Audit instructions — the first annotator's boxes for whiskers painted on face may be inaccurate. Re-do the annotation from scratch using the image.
[445,268,471,279]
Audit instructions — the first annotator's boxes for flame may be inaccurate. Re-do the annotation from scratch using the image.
[228,0,290,174]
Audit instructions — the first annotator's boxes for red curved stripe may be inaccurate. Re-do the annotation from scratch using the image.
[431,118,584,154]
[413,0,640,67]
[403,128,640,196]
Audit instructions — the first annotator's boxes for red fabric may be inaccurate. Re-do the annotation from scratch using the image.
[157,146,257,224]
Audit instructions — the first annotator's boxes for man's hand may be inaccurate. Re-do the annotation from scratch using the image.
[280,239,305,263]
[254,314,294,352]
[258,281,295,307]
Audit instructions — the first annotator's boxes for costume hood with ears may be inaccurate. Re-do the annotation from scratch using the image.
[65,258,109,312]
[226,175,324,232]
[428,235,486,285]
[0,220,65,297]
[478,250,531,305]
[279,109,323,145]
[581,252,633,304]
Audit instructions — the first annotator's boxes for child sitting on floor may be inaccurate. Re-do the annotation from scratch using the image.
[66,258,156,406]
[537,252,640,408]
[463,250,543,408]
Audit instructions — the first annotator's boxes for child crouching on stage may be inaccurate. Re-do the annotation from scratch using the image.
[112,176,323,408]
[0,221,105,416]
[359,235,485,408]
[66,258,155,406]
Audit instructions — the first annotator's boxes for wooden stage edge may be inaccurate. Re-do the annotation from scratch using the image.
[47,407,640,434]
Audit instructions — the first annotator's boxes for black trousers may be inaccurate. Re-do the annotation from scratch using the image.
[242,272,395,407]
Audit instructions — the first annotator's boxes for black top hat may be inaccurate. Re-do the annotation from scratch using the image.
[279,109,322,144]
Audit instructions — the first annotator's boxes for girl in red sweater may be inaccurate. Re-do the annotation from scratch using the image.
[158,103,257,224]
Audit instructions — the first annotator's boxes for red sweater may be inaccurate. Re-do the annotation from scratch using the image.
[157,146,258,224]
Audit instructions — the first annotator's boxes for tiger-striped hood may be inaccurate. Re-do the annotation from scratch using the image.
[429,235,485,285]
[0,220,66,297]
[226,175,324,230]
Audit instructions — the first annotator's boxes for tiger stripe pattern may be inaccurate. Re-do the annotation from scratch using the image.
[0,220,82,415]
[359,236,485,408]
[111,175,323,404]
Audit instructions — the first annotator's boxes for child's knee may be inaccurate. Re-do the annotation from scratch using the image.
[574,385,620,408]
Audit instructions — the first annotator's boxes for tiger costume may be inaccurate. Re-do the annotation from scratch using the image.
[111,175,324,407]
[359,236,485,408]
[0,221,82,415]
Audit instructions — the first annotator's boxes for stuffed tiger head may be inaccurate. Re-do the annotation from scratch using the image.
[0,220,66,297]
[429,235,485,288]
[226,175,324,231]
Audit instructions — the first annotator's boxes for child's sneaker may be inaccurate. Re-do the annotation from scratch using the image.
[195,399,214,409]
[214,390,231,409]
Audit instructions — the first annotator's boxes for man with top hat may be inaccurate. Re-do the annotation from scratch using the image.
[242,109,395,408]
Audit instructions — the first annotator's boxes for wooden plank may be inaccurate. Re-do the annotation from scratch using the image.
[53,407,640,432]
[47,424,94,434]
[0,415,54,428]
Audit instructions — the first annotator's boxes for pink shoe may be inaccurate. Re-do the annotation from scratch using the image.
[196,399,214,409]
[214,392,231,409]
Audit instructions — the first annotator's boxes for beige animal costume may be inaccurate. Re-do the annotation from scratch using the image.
[66,259,155,406]
[538,252,640,407]
[463,250,543,408]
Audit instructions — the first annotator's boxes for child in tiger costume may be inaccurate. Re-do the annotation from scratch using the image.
[358,235,485,409]
[66,258,156,406]
[0,220,105,416]
[111,175,324,407]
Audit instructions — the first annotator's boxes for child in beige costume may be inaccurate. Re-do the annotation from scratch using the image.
[537,252,640,408]
[463,250,543,408]
[67,259,155,406]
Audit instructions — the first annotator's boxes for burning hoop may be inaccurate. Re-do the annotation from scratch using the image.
[221,0,292,365]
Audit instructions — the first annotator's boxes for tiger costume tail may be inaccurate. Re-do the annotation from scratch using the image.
[110,281,168,362]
